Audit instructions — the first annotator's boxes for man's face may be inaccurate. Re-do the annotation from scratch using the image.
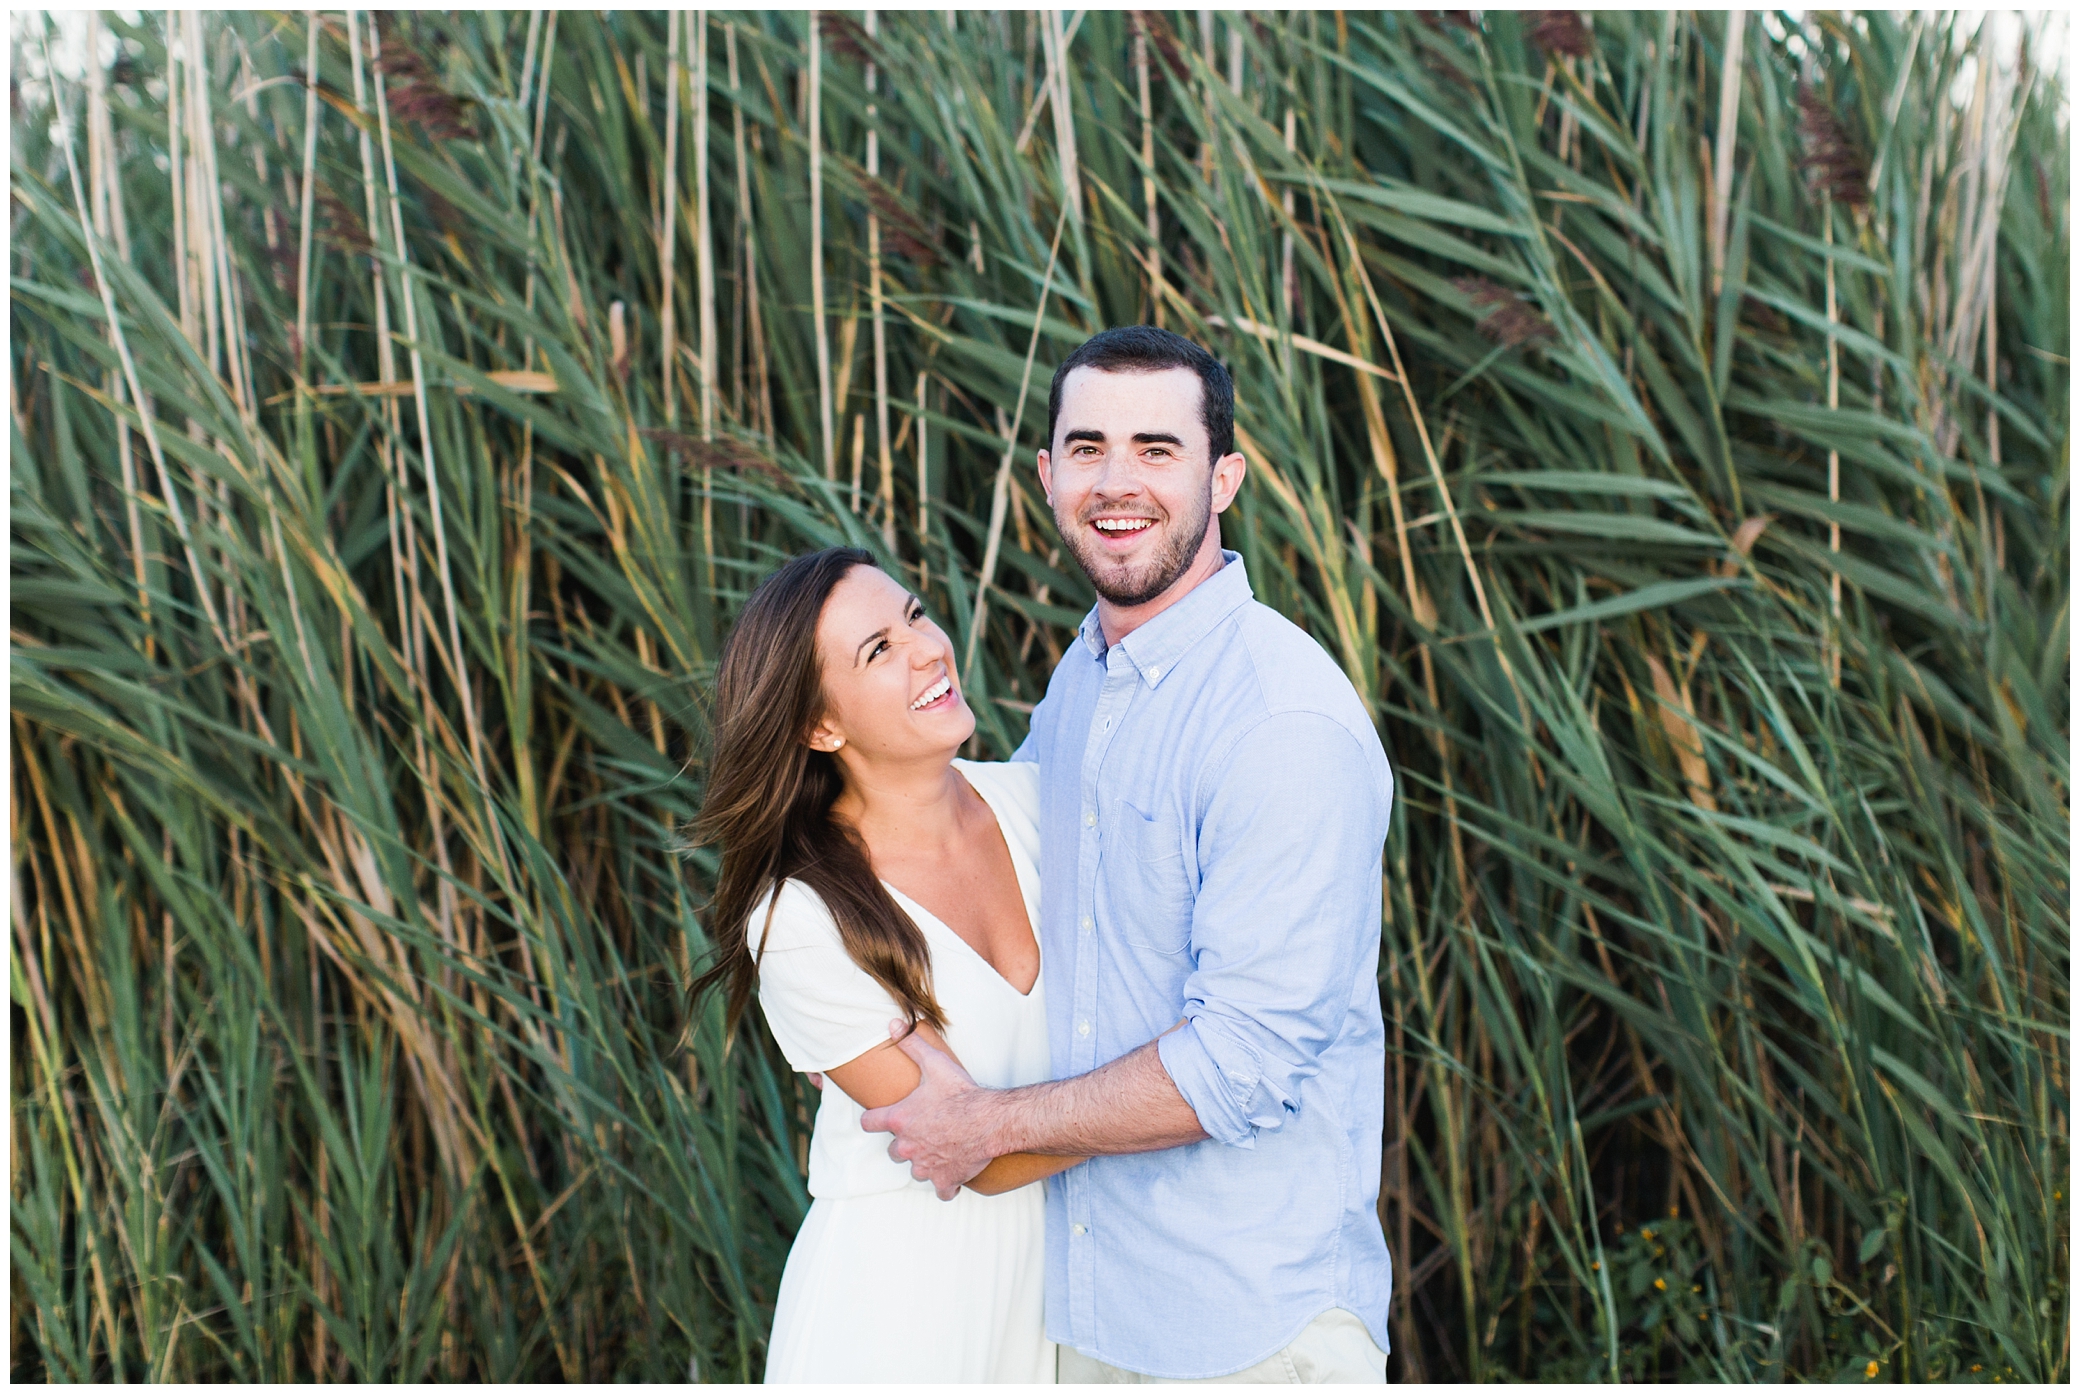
[1038,366,1245,609]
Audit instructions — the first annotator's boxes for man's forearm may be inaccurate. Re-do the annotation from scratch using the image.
[986,1039,1209,1157]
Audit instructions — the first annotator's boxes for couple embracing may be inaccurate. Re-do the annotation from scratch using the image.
[696,327,1395,1384]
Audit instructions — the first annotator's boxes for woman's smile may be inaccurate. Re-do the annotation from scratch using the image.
[909,674,956,713]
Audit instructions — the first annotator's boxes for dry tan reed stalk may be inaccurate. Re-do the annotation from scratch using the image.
[165,12,195,351]
[190,13,259,645]
[82,17,110,245]
[517,10,542,121]
[236,32,271,392]
[179,14,216,439]
[1824,194,1841,687]
[915,368,930,586]
[1710,11,1742,294]
[1041,9,1082,222]
[963,196,1071,679]
[295,11,320,370]
[732,23,765,430]
[1014,11,1080,154]
[809,13,834,477]
[1207,315,1398,381]
[694,13,719,583]
[660,12,679,424]
[186,16,233,407]
[85,12,150,628]
[726,22,770,440]
[346,9,414,694]
[533,11,558,162]
[696,11,717,441]
[1281,106,1297,335]
[518,6,555,652]
[849,411,865,511]
[1134,16,1160,324]
[726,20,746,411]
[866,11,895,550]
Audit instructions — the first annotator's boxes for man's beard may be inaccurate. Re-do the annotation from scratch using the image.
[1055,483,1213,609]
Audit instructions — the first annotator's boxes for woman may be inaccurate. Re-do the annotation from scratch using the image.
[693,547,1073,1383]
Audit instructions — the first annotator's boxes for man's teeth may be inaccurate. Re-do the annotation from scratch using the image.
[910,676,952,711]
[1093,518,1153,532]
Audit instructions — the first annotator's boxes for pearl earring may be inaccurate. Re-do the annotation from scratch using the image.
[828,738,844,751]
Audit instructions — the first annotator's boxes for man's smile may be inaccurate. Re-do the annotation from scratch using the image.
[1089,515,1159,546]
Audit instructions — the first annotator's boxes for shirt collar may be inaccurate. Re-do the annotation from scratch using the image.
[1075,550,1253,688]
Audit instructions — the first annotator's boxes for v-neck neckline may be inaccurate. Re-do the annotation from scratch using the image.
[880,769,1042,1000]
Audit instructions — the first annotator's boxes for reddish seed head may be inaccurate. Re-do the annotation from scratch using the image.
[1530,11,1594,60]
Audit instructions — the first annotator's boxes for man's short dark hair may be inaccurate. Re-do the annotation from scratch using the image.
[1045,325,1235,462]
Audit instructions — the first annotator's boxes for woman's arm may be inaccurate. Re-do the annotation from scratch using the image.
[964,1150,1081,1195]
[824,1025,1084,1196]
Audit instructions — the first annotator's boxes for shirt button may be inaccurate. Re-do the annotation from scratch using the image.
[1084,810,1096,828]
[1072,1223,1088,1236]
[1148,666,1161,681]
[1080,915,1093,932]
[1077,1020,1091,1037]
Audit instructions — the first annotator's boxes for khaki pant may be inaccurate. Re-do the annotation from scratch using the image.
[1057,1309,1387,1384]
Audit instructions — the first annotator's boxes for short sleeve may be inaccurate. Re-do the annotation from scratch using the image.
[751,881,905,1073]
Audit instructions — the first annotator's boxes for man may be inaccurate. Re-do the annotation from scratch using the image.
[862,326,1394,1382]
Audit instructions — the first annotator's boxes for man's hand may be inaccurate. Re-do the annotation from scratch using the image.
[858,1021,1002,1200]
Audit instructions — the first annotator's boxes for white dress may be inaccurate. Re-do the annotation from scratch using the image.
[754,760,1055,1384]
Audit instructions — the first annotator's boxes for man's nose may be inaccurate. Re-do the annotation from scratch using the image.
[1090,447,1142,496]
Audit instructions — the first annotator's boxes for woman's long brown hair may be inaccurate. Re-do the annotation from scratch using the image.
[690,547,946,1040]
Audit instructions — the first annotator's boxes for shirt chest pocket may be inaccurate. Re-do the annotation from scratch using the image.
[1100,800,1194,955]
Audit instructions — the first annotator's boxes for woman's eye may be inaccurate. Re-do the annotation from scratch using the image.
[869,640,890,660]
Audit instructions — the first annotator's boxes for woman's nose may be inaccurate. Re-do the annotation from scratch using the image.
[912,627,949,666]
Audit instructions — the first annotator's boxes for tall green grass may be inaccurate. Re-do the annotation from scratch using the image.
[10,9,2066,1381]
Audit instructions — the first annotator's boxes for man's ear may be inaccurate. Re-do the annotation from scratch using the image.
[1035,448,1054,508]
[1210,449,1248,513]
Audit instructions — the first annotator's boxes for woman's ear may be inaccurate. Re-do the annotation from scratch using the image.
[806,715,846,753]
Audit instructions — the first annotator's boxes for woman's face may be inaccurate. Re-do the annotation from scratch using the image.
[809,565,974,764]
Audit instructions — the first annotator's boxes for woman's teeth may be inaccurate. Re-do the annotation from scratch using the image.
[909,675,952,711]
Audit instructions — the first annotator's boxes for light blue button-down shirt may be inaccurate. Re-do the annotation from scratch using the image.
[1011,551,1394,1379]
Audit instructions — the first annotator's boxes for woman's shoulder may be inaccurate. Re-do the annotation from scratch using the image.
[953,757,1040,813]
[747,878,842,956]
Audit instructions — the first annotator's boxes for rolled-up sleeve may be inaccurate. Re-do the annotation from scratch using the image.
[1157,711,1390,1147]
